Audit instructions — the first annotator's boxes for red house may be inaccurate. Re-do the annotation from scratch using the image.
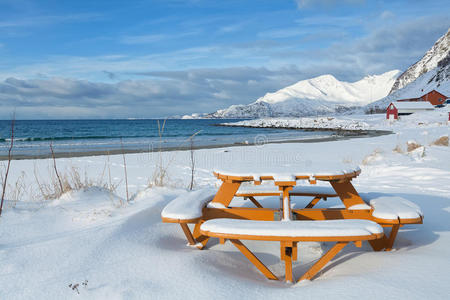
[386,101,435,120]
[386,103,398,120]
[397,90,448,106]
[420,90,447,105]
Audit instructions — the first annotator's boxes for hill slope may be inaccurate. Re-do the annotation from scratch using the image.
[389,28,450,93]
[367,29,450,111]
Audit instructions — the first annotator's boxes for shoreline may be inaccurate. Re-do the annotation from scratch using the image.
[215,123,373,133]
[0,129,392,161]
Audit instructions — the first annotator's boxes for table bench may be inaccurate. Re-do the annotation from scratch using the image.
[200,218,384,283]
[161,188,217,248]
[363,196,423,251]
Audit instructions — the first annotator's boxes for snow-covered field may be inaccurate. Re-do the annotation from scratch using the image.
[0,110,449,299]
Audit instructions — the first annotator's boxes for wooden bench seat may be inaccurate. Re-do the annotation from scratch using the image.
[200,218,383,283]
[161,188,216,247]
[362,195,423,251]
[369,196,423,224]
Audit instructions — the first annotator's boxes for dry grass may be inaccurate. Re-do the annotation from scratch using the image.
[407,141,422,152]
[361,149,383,165]
[0,166,26,208]
[431,135,449,146]
[149,119,171,187]
[35,162,118,201]
[1,115,15,215]
[393,145,404,154]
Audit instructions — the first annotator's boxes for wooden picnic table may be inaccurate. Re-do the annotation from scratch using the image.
[161,162,423,283]
[211,163,367,221]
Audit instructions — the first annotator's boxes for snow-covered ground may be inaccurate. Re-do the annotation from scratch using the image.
[0,110,449,299]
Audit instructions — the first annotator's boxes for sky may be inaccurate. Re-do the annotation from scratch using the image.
[0,0,449,119]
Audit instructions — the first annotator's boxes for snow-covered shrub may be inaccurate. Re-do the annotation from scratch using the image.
[393,145,404,153]
[407,141,422,152]
[431,135,449,146]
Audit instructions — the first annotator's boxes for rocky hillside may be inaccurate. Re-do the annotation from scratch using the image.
[367,29,450,112]
[389,28,450,93]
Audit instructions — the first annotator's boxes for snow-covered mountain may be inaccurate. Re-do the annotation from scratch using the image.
[367,29,450,112]
[389,28,450,93]
[206,70,400,118]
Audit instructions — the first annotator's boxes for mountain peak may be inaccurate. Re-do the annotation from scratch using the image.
[208,70,399,118]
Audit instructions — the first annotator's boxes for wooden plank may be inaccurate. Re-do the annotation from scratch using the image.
[385,224,400,251]
[192,221,210,249]
[292,242,298,261]
[248,196,264,208]
[330,180,366,208]
[298,242,348,282]
[202,207,374,222]
[211,181,241,207]
[278,186,294,221]
[284,246,294,283]
[230,239,278,281]
[180,223,196,245]
[305,196,321,209]
[369,236,387,251]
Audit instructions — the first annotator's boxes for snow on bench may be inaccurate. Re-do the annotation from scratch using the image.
[236,184,337,197]
[200,218,383,239]
[369,196,423,222]
[200,218,384,283]
[161,188,216,222]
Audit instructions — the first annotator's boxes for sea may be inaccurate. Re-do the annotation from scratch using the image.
[0,119,336,158]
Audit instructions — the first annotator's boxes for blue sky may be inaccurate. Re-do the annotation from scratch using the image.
[0,0,449,119]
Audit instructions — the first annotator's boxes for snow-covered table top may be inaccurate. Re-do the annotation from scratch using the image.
[214,163,361,182]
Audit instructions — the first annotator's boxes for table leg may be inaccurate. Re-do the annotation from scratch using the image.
[279,186,294,221]
[212,181,241,207]
[298,242,348,282]
[192,221,210,250]
[180,223,196,245]
[330,180,366,208]
[230,239,278,281]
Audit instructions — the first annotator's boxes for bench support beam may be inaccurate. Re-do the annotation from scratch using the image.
[305,196,321,209]
[298,242,348,282]
[180,223,196,246]
[230,239,278,281]
[192,221,210,250]
[247,196,264,208]
[385,224,400,251]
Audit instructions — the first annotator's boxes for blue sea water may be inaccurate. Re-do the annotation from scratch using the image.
[0,119,334,157]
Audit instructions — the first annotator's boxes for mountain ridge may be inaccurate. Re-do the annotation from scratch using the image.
[199,70,400,119]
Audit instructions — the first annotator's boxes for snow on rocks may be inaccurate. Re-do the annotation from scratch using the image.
[222,117,371,131]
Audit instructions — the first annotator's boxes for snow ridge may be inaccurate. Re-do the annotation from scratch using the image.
[208,70,400,119]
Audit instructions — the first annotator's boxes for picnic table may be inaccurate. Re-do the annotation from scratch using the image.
[161,162,423,283]
[212,163,367,221]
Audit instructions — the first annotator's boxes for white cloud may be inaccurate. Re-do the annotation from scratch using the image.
[295,0,365,9]
[380,10,395,20]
